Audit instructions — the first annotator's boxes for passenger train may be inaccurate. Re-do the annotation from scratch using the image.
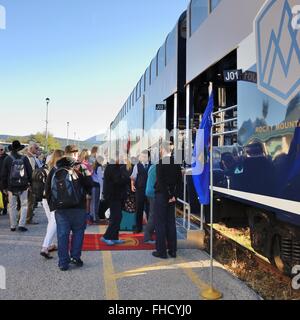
[106,0,300,274]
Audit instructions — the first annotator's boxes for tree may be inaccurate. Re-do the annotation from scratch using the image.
[31,132,61,151]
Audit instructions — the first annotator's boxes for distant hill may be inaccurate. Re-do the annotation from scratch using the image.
[0,134,105,150]
[84,134,105,144]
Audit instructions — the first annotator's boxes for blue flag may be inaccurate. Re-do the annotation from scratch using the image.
[192,93,214,205]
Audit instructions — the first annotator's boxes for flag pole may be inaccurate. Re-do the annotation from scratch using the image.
[201,83,223,300]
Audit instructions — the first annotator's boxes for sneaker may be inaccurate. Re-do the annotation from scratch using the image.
[18,226,28,232]
[144,240,155,245]
[70,258,84,267]
[101,237,115,246]
[112,239,125,245]
[10,228,16,232]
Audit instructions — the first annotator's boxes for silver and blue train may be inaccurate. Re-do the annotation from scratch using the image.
[106,0,300,274]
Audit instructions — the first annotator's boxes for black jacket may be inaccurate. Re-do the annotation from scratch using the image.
[103,164,130,202]
[45,157,94,212]
[155,156,183,201]
[0,151,33,192]
[135,162,151,190]
[0,153,8,189]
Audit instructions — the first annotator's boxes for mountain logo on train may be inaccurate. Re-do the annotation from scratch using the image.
[255,0,300,105]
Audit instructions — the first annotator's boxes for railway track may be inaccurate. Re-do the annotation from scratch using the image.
[177,210,300,299]
[203,224,292,285]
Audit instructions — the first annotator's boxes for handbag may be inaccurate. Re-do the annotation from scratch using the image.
[98,199,109,219]
[0,191,4,209]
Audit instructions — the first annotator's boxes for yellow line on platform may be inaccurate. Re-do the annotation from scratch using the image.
[114,259,177,279]
[114,254,210,294]
[176,256,210,292]
[102,251,119,300]
[100,226,119,300]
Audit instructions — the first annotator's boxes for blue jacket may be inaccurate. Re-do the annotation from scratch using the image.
[145,165,156,198]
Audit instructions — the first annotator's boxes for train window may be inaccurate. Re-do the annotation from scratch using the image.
[157,45,166,75]
[190,0,209,36]
[141,75,144,93]
[144,70,147,91]
[210,0,222,12]
[139,78,142,97]
[139,76,144,97]
[150,58,157,84]
[132,92,134,106]
[166,27,176,65]
[145,67,150,88]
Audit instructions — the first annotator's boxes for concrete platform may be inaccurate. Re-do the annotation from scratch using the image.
[0,206,261,300]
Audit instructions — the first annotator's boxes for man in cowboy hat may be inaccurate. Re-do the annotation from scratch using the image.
[0,140,33,232]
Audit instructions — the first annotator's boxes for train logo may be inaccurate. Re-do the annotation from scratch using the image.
[255,0,300,105]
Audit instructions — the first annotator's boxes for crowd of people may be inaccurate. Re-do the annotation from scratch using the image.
[0,139,182,271]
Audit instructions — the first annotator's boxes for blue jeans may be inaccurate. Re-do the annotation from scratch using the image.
[55,209,86,268]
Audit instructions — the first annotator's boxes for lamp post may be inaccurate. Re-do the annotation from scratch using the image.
[45,98,50,152]
[67,122,70,145]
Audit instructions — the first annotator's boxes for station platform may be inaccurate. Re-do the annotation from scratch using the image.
[0,206,261,300]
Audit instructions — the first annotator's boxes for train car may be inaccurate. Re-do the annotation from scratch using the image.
[109,12,187,161]
[107,0,300,274]
[185,0,300,273]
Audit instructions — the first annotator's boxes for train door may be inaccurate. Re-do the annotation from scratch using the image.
[166,95,174,134]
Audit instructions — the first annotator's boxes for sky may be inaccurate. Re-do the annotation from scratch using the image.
[0,0,189,140]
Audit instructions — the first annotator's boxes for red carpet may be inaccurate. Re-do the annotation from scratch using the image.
[82,233,155,251]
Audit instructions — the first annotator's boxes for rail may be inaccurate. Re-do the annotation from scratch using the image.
[213,104,238,145]
[176,168,205,232]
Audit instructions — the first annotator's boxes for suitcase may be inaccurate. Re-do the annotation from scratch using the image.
[120,211,137,232]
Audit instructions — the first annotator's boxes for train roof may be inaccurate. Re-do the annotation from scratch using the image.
[111,9,187,129]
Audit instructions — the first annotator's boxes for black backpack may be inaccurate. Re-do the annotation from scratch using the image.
[51,167,84,210]
[9,156,29,189]
[32,167,48,202]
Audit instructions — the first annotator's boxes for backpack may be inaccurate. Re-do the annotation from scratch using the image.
[51,167,84,210]
[32,167,48,202]
[9,156,29,189]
